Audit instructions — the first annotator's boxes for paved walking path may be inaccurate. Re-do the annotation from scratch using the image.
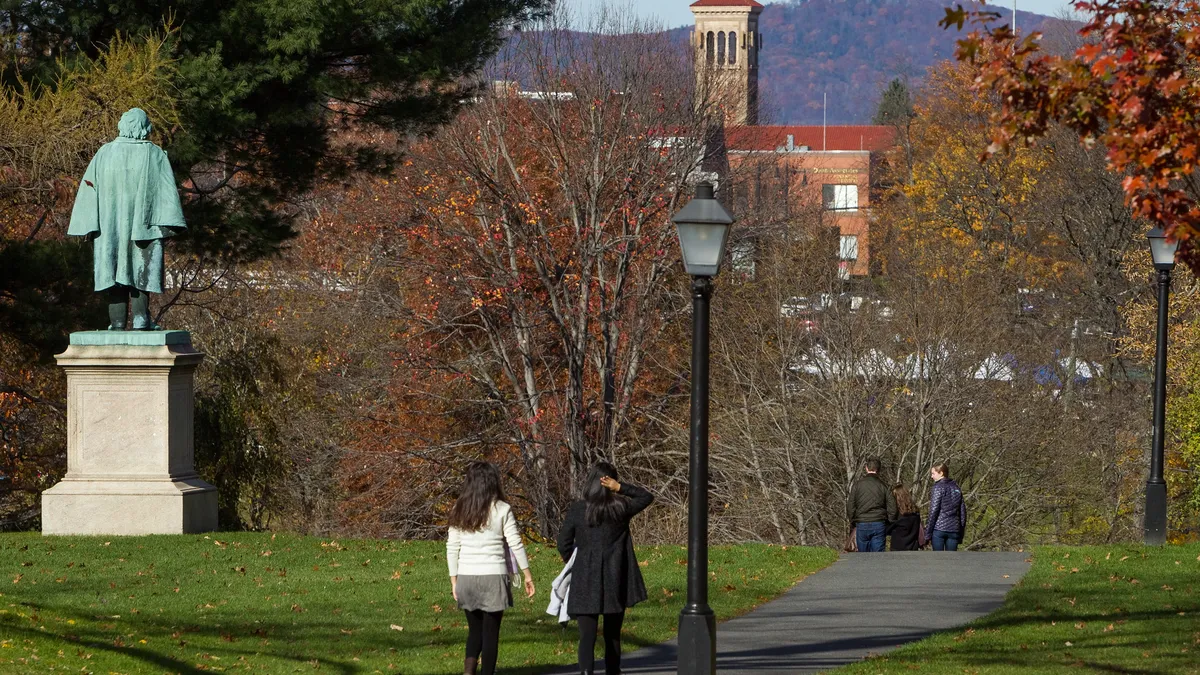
[556,551,1031,674]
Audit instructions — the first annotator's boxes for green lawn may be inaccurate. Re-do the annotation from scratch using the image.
[836,543,1200,674]
[0,533,835,674]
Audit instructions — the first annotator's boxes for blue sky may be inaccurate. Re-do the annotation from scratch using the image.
[563,0,1082,30]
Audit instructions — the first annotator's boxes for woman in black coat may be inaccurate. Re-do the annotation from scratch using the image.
[886,483,923,551]
[556,462,654,675]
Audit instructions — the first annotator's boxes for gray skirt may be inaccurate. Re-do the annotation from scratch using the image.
[456,574,513,612]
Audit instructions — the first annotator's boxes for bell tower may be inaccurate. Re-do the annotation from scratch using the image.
[691,0,763,126]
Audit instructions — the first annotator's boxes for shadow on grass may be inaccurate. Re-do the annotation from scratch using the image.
[0,613,370,675]
[841,597,1200,673]
[3,597,696,675]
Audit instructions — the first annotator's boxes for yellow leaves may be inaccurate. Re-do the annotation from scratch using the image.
[1,27,180,210]
[896,57,1072,282]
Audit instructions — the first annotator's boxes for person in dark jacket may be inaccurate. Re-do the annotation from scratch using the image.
[886,483,922,551]
[927,463,967,551]
[847,457,898,552]
[556,462,654,675]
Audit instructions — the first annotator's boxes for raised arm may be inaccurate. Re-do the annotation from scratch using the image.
[618,483,654,517]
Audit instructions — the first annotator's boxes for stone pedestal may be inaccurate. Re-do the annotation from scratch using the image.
[42,330,218,535]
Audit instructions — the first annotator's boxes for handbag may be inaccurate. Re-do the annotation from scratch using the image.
[503,540,521,586]
[918,522,928,549]
[844,526,858,552]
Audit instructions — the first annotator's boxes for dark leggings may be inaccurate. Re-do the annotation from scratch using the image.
[577,611,625,674]
[464,610,504,675]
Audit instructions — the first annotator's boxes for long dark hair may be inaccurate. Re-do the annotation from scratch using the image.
[584,461,628,527]
[892,483,918,516]
[447,462,505,532]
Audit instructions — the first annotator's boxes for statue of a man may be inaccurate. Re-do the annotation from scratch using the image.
[68,108,186,330]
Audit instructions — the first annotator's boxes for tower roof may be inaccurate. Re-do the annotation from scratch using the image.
[690,0,764,8]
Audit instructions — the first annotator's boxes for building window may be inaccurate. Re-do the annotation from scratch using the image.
[706,31,714,64]
[839,234,859,261]
[717,31,726,65]
[728,32,737,65]
[731,240,755,277]
[822,184,858,212]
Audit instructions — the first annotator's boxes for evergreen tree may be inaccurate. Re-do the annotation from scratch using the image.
[873,78,915,127]
[4,0,551,257]
[0,3,548,527]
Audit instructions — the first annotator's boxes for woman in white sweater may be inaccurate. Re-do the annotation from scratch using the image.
[446,462,535,675]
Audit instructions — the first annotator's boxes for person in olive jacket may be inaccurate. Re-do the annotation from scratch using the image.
[556,462,654,675]
[847,457,898,552]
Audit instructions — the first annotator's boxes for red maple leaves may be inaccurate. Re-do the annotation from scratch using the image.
[942,0,1200,269]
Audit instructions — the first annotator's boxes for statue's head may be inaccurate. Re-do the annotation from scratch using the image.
[117,108,152,140]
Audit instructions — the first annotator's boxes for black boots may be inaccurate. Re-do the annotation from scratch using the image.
[464,656,478,675]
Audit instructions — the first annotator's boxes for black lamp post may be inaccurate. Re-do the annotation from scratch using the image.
[672,181,734,675]
[1145,226,1179,546]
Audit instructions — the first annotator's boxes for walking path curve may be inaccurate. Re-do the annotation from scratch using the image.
[564,551,1032,674]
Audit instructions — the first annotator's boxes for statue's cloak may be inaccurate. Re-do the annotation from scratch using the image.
[68,108,186,293]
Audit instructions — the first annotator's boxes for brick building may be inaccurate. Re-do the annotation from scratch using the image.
[691,0,896,278]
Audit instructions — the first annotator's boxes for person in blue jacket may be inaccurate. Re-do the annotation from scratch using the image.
[927,463,967,551]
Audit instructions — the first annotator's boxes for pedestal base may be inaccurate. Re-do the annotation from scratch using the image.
[42,477,217,535]
[42,331,217,536]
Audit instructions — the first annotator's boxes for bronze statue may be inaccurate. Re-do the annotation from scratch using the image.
[68,108,186,330]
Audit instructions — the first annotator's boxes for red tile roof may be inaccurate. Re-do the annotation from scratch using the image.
[725,125,896,152]
[690,0,764,7]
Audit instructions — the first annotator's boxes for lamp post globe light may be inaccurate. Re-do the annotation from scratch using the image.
[671,181,734,675]
[1144,227,1179,546]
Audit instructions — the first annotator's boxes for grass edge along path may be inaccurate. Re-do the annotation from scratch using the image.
[0,532,836,674]
[834,543,1200,674]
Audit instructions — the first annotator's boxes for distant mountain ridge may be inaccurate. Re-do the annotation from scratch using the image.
[666,0,1071,124]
